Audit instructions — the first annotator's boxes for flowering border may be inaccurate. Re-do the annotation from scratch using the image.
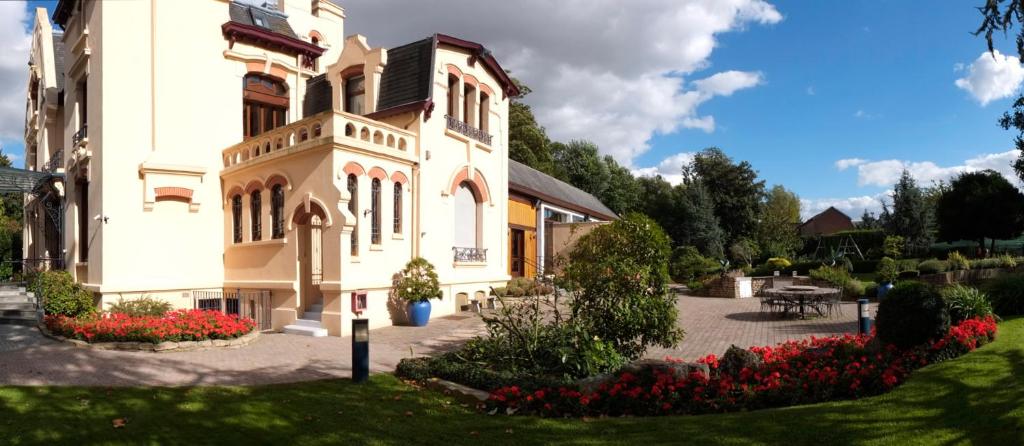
[41,310,259,353]
[488,316,998,417]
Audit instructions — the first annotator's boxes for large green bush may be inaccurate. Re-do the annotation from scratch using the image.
[917,259,949,275]
[875,282,950,349]
[35,270,94,317]
[670,246,720,283]
[982,273,1024,316]
[940,285,995,324]
[876,257,900,283]
[566,213,683,359]
[809,265,864,298]
[106,296,172,317]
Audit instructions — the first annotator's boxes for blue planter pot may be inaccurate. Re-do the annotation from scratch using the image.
[877,282,894,300]
[408,300,432,327]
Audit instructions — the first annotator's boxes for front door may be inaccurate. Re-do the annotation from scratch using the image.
[510,228,525,277]
[297,214,324,313]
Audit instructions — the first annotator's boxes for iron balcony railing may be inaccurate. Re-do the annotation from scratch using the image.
[453,247,487,262]
[43,149,63,173]
[444,115,492,146]
[72,124,88,147]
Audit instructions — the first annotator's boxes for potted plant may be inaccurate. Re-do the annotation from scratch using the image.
[876,256,899,299]
[394,257,442,327]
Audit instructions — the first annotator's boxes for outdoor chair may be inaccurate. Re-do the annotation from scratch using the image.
[820,289,843,318]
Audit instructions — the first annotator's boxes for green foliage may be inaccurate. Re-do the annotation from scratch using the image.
[106,296,172,317]
[881,171,934,256]
[936,170,1024,251]
[970,258,1000,269]
[940,285,995,324]
[876,257,900,284]
[982,273,1024,316]
[688,148,766,243]
[883,235,905,259]
[508,81,557,177]
[917,259,949,275]
[669,246,720,283]
[671,180,727,258]
[947,251,970,271]
[876,282,950,349]
[35,271,94,317]
[998,254,1018,269]
[393,257,442,304]
[728,238,760,266]
[757,185,803,258]
[0,150,22,270]
[566,213,683,359]
[765,257,792,271]
[864,281,879,298]
[493,278,554,297]
[809,265,865,298]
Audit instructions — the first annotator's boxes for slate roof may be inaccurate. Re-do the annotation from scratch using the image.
[52,31,65,91]
[508,159,618,220]
[228,2,297,39]
[376,37,435,112]
[303,74,332,118]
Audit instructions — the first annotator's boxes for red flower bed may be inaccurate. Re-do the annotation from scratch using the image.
[489,316,997,417]
[44,310,257,344]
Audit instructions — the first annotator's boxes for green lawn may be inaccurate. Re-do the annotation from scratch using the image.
[2,319,1023,446]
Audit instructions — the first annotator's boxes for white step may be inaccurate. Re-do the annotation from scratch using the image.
[283,323,328,337]
[293,317,322,328]
[0,296,34,304]
[307,304,323,313]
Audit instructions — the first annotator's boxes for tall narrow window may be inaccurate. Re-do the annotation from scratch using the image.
[370,178,381,244]
[250,190,262,241]
[447,74,459,118]
[311,37,320,71]
[271,185,285,239]
[243,74,289,138]
[463,83,476,125]
[454,182,479,249]
[78,181,89,261]
[231,194,243,244]
[393,182,403,234]
[345,75,365,115]
[78,77,88,129]
[347,174,359,255]
[478,91,490,133]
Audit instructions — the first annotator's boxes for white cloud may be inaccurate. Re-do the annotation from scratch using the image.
[955,50,1024,106]
[805,86,815,95]
[341,0,781,166]
[835,158,867,170]
[853,109,878,119]
[800,193,887,221]
[839,150,1018,187]
[0,1,30,142]
[632,152,697,185]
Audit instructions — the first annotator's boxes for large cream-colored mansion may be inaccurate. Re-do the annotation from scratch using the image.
[21,0,615,336]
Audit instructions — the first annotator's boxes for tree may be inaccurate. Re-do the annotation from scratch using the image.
[687,147,766,243]
[600,155,642,215]
[757,185,802,258]
[508,79,557,176]
[673,180,726,258]
[975,2,1024,182]
[550,140,610,199]
[936,170,1024,253]
[881,170,934,256]
[856,210,881,230]
[635,175,677,236]
[0,148,22,267]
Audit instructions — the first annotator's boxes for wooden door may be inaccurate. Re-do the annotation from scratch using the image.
[510,228,525,277]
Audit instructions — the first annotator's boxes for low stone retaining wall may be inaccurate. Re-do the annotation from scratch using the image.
[38,325,260,353]
[700,274,812,298]
[918,267,1009,286]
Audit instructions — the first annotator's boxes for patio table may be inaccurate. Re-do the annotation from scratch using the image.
[764,285,837,319]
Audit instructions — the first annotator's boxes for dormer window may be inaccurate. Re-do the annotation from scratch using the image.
[345,75,365,115]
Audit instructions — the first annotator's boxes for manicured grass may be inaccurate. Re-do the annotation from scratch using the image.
[2,319,1023,445]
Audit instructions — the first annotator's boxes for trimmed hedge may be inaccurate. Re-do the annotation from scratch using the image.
[876,282,950,349]
[395,353,572,391]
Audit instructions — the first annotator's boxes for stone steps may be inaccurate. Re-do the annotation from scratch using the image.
[283,322,328,337]
[0,289,39,326]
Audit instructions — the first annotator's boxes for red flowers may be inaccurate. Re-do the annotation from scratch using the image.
[45,310,256,344]
[487,316,998,417]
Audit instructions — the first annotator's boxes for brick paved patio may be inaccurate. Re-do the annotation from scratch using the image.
[0,295,874,386]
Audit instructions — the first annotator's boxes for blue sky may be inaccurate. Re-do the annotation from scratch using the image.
[4,1,1022,219]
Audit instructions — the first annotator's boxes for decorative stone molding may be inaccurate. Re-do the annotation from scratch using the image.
[38,325,260,353]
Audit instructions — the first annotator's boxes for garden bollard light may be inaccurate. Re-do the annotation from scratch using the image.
[352,318,369,383]
[858,298,872,335]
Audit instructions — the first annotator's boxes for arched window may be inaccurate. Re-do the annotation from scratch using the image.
[231,194,243,243]
[250,190,262,241]
[347,174,359,255]
[447,74,459,118]
[243,73,288,139]
[463,83,476,126]
[370,178,381,244]
[311,36,320,71]
[453,181,479,249]
[478,91,490,133]
[393,182,403,234]
[345,75,365,115]
[271,184,285,239]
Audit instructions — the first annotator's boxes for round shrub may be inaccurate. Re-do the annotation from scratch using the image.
[765,257,792,271]
[947,251,970,271]
[917,259,949,275]
[940,285,994,324]
[35,270,95,317]
[876,257,900,284]
[982,272,1024,316]
[876,282,950,349]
